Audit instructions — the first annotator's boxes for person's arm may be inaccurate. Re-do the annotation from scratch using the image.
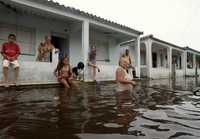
[88,60,97,68]
[69,65,73,79]
[129,56,132,65]
[1,44,10,60]
[54,62,59,77]
[116,68,136,85]
[87,53,94,67]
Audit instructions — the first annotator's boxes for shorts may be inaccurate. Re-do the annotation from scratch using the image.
[3,59,20,68]
[90,59,96,65]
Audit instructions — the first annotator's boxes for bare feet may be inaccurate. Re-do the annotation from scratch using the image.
[3,81,9,88]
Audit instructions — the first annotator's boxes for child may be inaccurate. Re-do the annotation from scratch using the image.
[1,34,20,87]
[88,46,100,81]
[54,56,76,89]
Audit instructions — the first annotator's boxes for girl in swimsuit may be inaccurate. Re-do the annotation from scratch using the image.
[54,56,75,89]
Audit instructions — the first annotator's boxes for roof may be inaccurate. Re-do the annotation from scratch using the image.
[141,35,185,51]
[120,35,185,51]
[0,0,143,35]
[143,35,200,54]
[185,46,200,54]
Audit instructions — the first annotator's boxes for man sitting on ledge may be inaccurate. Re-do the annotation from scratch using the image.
[1,34,20,87]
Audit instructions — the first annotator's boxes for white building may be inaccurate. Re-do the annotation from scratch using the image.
[0,0,143,84]
[121,35,200,79]
[185,47,200,77]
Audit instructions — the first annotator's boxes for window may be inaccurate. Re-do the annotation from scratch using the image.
[90,39,109,62]
[0,23,35,55]
[187,53,193,69]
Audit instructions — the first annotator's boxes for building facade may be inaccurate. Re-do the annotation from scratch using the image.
[121,35,200,79]
[0,0,142,84]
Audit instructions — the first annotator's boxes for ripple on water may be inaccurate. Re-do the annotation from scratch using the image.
[1,78,200,138]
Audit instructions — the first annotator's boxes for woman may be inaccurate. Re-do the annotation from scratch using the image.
[37,35,55,62]
[54,56,75,89]
[87,46,100,81]
[116,57,136,92]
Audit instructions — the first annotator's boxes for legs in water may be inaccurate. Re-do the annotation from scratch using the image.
[3,67,9,87]
[60,78,78,89]
[89,64,100,81]
[92,66,96,81]
[60,79,70,89]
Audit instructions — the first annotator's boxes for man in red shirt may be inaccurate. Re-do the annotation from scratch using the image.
[1,34,20,87]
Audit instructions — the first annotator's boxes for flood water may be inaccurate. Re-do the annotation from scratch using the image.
[0,78,200,139]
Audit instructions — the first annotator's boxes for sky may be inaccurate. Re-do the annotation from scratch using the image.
[54,0,200,51]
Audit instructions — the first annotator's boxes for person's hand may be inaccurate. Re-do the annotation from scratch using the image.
[54,72,58,77]
[10,56,17,61]
[68,77,73,81]
[4,56,11,60]
[131,81,136,86]
[54,48,59,53]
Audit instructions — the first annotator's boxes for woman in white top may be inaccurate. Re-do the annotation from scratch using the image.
[116,57,136,92]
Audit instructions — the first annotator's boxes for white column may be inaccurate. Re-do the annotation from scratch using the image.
[168,47,172,78]
[52,49,59,64]
[193,54,196,69]
[182,51,187,76]
[136,36,141,78]
[146,40,152,78]
[184,51,187,76]
[82,20,90,81]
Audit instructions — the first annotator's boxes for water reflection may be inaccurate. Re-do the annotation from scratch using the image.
[0,78,200,139]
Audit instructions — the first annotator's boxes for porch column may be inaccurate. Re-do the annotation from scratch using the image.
[146,40,152,78]
[168,47,172,78]
[136,36,141,78]
[82,20,90,81]
[193,54,196,69]
[183,51,187,76]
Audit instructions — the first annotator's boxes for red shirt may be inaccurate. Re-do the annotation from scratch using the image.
[1,42,20,58]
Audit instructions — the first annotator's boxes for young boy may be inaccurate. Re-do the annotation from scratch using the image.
[1,34,20,87]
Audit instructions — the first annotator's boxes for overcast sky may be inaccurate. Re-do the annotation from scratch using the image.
[54,0,200,51]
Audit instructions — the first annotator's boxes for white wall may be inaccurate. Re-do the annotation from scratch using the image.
[0,50,59,83]
[69,29,83,67]
[0,5,70,61]
[151,68,170,79]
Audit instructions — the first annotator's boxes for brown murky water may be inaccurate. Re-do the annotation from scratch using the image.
[0,78,200,139]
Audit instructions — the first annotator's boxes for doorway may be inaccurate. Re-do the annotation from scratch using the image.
[152,52,157,68]
[51,35,69,60]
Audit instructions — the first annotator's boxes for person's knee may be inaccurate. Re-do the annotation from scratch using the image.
[3,67,8,74]
[14,67,20,70]
[3,66,9,69]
